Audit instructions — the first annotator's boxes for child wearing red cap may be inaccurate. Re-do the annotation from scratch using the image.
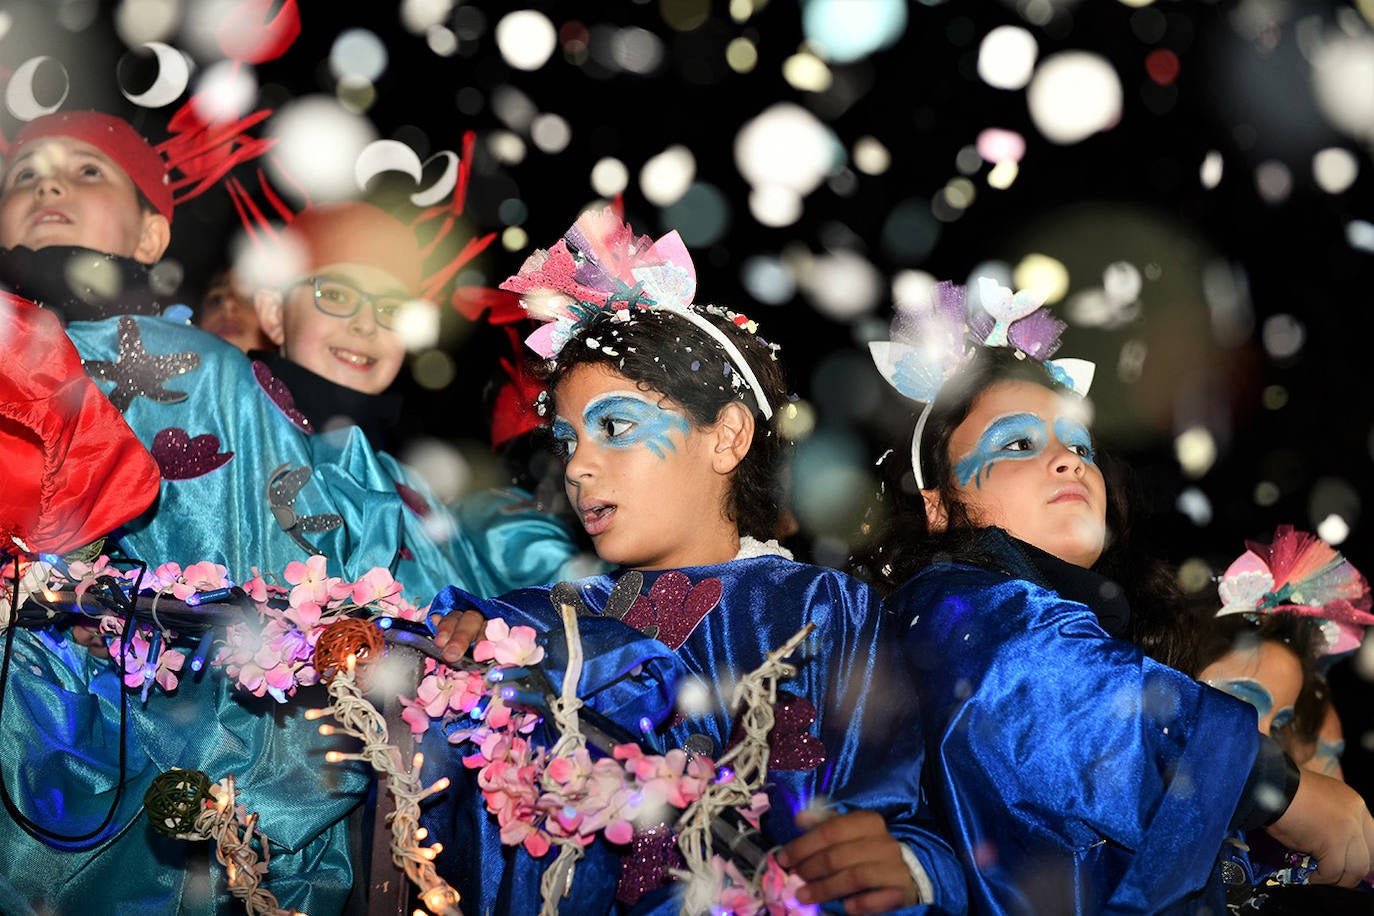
[0,111,173,321]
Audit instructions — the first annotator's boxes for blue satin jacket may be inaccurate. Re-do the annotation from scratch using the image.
[860,530,1260,916]
[418,553,966,915]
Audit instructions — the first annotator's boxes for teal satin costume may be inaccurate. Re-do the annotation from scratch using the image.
[0,310,586,915]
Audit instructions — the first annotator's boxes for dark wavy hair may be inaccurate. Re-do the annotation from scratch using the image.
[536,306,789,542]
[849,345,1195,668]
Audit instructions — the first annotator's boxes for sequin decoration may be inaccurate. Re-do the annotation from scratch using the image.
[151,427,233,479]
[621,570,722,649]
[726,690,826,772]
[614,822,683,905]
[251,360,313,432]
[83,316,200,411]
[267,463,344,555]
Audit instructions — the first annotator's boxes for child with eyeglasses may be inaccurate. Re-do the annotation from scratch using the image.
[248,200,427,447]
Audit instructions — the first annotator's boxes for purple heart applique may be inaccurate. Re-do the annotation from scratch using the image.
[151,428,233,480]
[621,570,722,649]
[727,690,827,772]
[252,360,312,432]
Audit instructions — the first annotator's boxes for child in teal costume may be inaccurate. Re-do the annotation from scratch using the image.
[0,110,583,913]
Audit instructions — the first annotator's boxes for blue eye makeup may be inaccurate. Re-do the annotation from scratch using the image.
[580,391,690,459]
[1270,705,1296,733]
[1206,677,1274,720]
[551,417,577,459]
[954,413,1049,487]
[1054,417,1097,465]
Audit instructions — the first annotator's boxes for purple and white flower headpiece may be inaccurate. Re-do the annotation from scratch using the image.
[869,277,1095,488]
[499,207,773,420]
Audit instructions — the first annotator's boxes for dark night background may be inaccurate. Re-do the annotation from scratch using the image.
[5,0,1374,800]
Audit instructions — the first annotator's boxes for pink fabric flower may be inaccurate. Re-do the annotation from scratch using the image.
[473,618,545,667]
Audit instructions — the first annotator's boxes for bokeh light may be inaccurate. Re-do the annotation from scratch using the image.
[1012,253,1070,305]
[530,113,572,154]
[495,10,557,71]
[590,157,629,197]
[1261,313,1305,359]
[1310,34,1374,144]
[639,145,696,207]
[401,0,455,34]
[1176,487,1213,526]
[741,255,797,305]
[977,25,1038,90]
[782,50,833,92]
[1175,426,1217,478]
[1027,51,1123,144]
[799,250,884,319]
[661,182,731,247]
[266,95,378,204]
[330,28,389,83]
[113,0,179,47]
[1200,150,1224,189]
[192,60,257,123]
[1313,147,1359,193]
[976,128,1026,164]
[852,136,891,175]
[802,0,908,64]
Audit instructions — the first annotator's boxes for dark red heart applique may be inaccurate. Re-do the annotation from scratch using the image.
[252,360,312,432]
[621,570,722,649]
[151,428,233,479]
[726,690,827,772]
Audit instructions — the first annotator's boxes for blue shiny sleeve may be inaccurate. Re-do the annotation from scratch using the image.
[890,565,1259,915]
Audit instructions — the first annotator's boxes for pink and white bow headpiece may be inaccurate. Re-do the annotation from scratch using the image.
[868,277,1094,488]
[1217,524,1374,656]
[499,207,772,419]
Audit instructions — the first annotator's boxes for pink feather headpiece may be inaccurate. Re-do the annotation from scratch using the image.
[1217,524,1374,656]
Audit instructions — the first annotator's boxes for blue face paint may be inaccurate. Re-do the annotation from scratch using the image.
[954,413,1049,487]
[1270,705,1296,733]
[552,417,577,459]
[1314,736,1346,775]
[1207,677,1274,720]
[1053,416,1097,465]
[578,391,690,460]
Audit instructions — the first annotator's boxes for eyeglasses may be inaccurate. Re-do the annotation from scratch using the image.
[303,276,407,330]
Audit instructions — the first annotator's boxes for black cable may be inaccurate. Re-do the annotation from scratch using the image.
[0,557,144,849]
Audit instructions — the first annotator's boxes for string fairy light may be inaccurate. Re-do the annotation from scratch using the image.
[144,769,299,916]
[674,623,816,914]
[312,619,463,916]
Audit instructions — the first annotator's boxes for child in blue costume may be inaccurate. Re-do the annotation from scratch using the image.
[422,208,965,916]
[0,112,582,914]
[847,279,1374,915]
[1191,526,1374,910]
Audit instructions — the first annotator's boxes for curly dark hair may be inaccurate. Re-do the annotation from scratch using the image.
[535,306,790,542]
[849,345,1195,668]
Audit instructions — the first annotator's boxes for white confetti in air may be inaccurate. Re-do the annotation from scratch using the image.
[1174,427,1217,479]
[495,10,557,71]
[590,157,629,197]
[1313,147,1359,194]
[639,145,695,207]
[192,60,257,123]
[1027,51,1122,144]
[1200,150,1224,189]
[330,29,389,83]
[1311,34,1374,144]
[1317,514,1350,546]
[978,25,1038,90]
[266,95,378,204]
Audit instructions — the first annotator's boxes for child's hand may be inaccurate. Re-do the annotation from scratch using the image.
[776,810,919,914]
[1267,769,1374,886]
[431,609,486,663]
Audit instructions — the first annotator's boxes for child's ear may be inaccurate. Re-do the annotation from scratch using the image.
[923,488,948,532]
[254,288,287,347]
[132,213,171,264]
[710,402,755,474]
